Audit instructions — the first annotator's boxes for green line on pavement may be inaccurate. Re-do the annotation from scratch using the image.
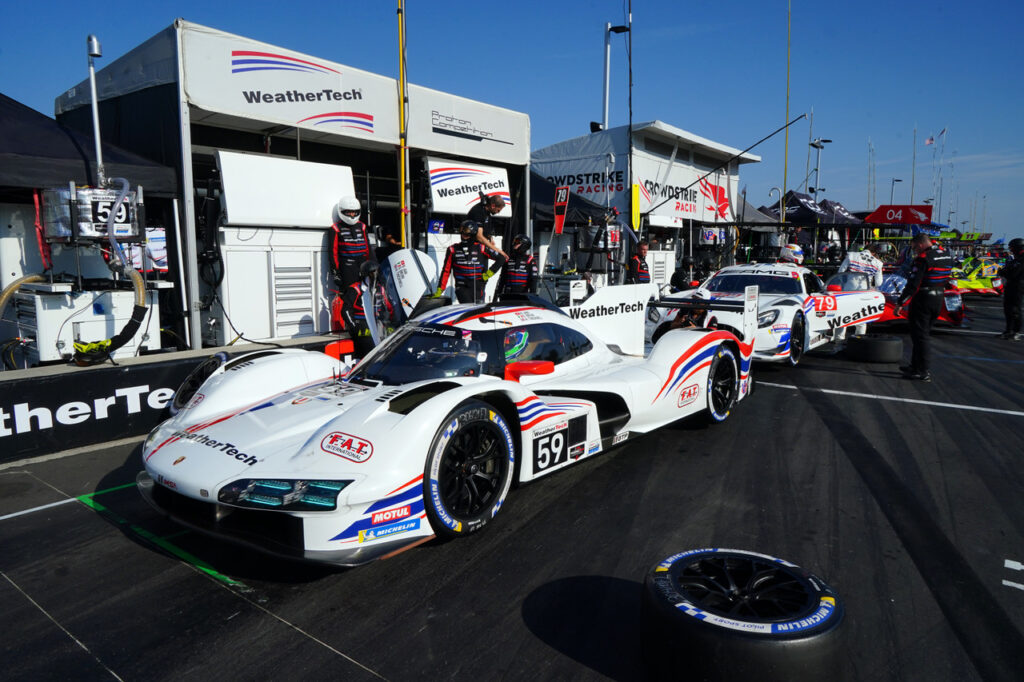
[76,494,246,589]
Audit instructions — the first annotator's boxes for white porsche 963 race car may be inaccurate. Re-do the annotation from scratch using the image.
[137,286,757,567]
[652,262,885,365]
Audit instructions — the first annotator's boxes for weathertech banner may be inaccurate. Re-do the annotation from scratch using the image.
[425,157,512,216]
[864,205,933,224]
[181,23,400,144]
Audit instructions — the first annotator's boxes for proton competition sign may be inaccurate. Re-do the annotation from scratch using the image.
[425,157,513,216]
[408,85,529,166]
[181,24,400,144]
[533,152,738,226]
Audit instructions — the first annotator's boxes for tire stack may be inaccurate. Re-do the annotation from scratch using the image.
[642,548,844,681]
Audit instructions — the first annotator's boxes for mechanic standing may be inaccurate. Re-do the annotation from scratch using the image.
[998,237,1024,340]
[329,196,371,289]
[838,243,888,287]
[435,221,505,303]
[496,234,538,295]
[337,261,382,358]
[897,234,954,381]
[467,194,509,258]
[625,240,652,284]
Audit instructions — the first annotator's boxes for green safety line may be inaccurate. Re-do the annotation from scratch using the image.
[76,485,246,590]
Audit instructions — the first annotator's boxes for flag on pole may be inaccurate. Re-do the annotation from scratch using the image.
[925,136,935,146]
[938,128,947,137]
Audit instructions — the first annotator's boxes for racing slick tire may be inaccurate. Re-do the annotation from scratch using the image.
[705,346,739,423]
[642,548,845,682]
[845,333,903,364]
[424,400,515,540]
[787,314,806,367]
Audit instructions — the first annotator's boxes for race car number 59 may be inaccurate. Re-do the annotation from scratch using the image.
[533,416,587,473]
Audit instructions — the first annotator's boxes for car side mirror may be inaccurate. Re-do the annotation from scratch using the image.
[826,284,842,292]
[504,360,555,382]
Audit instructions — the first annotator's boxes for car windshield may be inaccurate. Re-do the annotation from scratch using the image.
[826,272,872,291]
[348,323,494,386]
[880,274,906,295]
[705,273,802,296]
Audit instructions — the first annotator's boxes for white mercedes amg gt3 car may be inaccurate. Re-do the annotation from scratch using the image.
[137,285,758,567]
[653,262,885,365]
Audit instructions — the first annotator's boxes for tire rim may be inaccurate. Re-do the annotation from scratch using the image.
[790,317,804,364]
[438,421,508,518]
[710,354,737,415]
[676,554,817,621]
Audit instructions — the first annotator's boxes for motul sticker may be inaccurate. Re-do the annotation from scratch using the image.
[321,432,373,462]
[371,505,411,525]
[677,383,700,407]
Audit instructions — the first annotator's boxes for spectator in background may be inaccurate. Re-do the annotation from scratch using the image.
[999,238,1024,340]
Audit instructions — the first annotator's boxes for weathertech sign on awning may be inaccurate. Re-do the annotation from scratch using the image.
[425,157,512,216]
[864,205,933,224]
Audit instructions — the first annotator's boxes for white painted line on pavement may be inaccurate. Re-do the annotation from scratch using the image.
[1002,580,1024,592]
[1006,559,1024,571]
[760,382,1024,418]
[0,496,76,522]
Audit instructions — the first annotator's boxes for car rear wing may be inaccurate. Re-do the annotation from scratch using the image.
[648,285,759,343]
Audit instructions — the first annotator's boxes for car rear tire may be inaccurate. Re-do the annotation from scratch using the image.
[788,314,806,366]
[642,548,845,681]
[424,400,515,539]
[706,346,738,423]
[845,333,903,363]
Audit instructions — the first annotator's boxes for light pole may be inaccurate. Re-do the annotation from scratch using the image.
[602,23,630,131]
[947,209,956,226]
[808,138,831,202]
[890,178,902,204]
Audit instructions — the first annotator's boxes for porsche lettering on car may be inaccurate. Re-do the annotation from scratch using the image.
[652,262,885,366]
[137,286,759,567]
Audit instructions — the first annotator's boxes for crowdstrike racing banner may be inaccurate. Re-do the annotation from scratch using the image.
[181,23,401,144]
[425,157,513,216]
[532,152,738,225]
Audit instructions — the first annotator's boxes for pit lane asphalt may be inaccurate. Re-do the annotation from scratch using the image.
[3,298,1022,681]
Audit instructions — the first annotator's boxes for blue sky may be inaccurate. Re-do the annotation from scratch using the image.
[3,1,1021,240]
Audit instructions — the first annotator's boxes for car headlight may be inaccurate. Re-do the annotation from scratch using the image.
[758,309,780,328]
[218,479,352,511]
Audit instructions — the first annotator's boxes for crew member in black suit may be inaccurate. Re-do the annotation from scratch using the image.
[897,234,954,381]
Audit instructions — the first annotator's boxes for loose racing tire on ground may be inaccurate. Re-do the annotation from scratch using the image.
[788,314,806,366]
[423,400,516,540]
[705,346,739,423]
[642,548,845,682]
[845,333,903,364]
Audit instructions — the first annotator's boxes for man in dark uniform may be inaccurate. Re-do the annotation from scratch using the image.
[338,261,379,358]
[496,234,538,295]
[999,237,1024,340]
[329,196,371,288]
[466,194,508,258]
[625,240,652,284]
[897,234,954,381]
[436,221,505,303]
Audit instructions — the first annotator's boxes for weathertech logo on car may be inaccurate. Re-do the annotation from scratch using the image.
[320,432,373,462]
[170,431,257,466]
[568,301,645,320]
[826,303,885,330]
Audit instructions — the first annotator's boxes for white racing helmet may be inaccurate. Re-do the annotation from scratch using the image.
[780,243,804,265]
[337,196,361,226]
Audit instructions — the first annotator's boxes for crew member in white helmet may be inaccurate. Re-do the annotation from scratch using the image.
[329,196,371,288]
[838,243,888,287]
[780,243,804,265]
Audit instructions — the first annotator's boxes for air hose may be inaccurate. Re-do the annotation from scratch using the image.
[73,178,149,366]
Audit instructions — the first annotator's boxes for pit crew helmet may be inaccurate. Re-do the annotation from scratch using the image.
[359,260,378,282]
[460,220,479,240]
[337,196,361,225]
[511,234,532,256]
[1010,238,1024,255]
[868,242,893,256]
[781,243,804,265]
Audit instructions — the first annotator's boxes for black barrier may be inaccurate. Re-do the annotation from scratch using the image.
[0,340,335,464]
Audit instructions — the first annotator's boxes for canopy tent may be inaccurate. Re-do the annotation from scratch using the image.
[734,195,779,232]
[0,93,178,198]
[530,171,610,226]
[818,199,861,224]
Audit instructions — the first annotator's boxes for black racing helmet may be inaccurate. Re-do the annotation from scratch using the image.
[1010,237,1024,255]
[460,220,478,240]
[511,234,532,256]
[359,260,379,280]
